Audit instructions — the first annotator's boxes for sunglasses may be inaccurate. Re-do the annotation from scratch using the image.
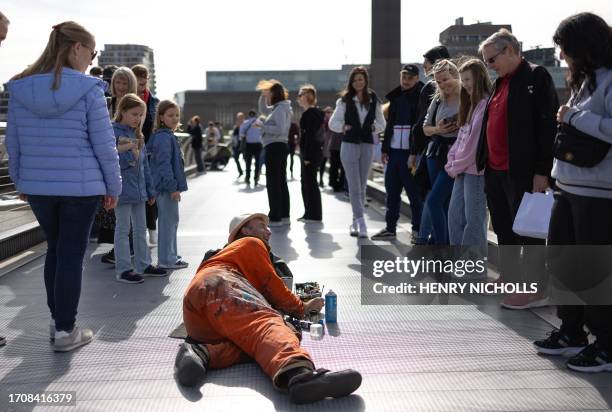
[485,46,506,65]
[82,44,98,60]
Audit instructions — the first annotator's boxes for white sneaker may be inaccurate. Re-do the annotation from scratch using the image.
[159,260,189,270]
[148,229,157,245]
[54,327,93,352]
[282,218,291,225]
[357,217,368,238]
[349,220,358,237]
[269,220,284,227]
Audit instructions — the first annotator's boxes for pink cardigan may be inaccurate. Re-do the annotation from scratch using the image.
[445,98,489,177]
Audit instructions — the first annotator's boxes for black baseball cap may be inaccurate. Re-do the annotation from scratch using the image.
[401,64,420,76]
[423,46,450,63]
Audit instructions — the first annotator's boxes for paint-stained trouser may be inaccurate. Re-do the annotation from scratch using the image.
[184,267,313,388]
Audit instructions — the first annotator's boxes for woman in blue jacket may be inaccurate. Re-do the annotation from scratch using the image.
[6,21,122,352]
[112,94,167,284]
[147,100,189,269]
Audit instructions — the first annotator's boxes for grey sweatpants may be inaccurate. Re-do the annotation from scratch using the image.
[340,142,375,220]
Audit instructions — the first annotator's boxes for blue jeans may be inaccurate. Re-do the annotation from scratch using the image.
[114,202,151,275]
[416,204,434,244]
[28,195,100,332]
[384,149,423,233]
[448,174,488,256]
[424,157,454,245]
[157,192,180,266]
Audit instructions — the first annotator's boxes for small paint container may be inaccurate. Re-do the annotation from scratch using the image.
[310,323,323,339]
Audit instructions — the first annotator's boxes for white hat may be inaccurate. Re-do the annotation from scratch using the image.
[228,213,269,244]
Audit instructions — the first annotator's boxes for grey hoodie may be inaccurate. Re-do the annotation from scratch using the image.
[552,68,612,199]
[258,95,292,147]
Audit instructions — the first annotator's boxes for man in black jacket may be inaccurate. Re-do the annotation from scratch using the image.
[476,29,559,310]
[372,64,424,241]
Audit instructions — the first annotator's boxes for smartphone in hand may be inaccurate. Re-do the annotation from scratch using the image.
[442,114,458,125]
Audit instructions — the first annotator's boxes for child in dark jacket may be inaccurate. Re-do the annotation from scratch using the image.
[113,94,167,283]
[147,100,189,269]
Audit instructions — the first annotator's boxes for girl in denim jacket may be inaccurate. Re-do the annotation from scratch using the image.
[113,94,167,283]
[147,101,189,269]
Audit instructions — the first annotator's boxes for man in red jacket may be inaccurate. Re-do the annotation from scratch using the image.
[175,216,361,404]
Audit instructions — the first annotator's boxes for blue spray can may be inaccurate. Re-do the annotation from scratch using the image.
[325,290,337,323]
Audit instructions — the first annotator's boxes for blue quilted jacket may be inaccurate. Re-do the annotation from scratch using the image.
[147,128,188,193]
[6,68,122,197]
[112,122,156,204]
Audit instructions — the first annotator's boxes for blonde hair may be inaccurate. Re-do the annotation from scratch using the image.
[154,100,181,132]
[256,79,274,91]
[431,59,460,102]
[13,21,94,90]
[110,67,137,97]
[256,79,289,102]
[299,84,317,105]
[114,93,147,139]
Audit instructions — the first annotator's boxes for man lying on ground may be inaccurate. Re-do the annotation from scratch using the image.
[175,214,361,404]
[202,213,293,288]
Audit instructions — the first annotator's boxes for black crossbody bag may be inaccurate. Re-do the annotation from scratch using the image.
[553,86,611,167]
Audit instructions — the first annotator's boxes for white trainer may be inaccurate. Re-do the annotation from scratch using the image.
[54,327,93,352]
[349,220,358,237]
[357,217,368,238]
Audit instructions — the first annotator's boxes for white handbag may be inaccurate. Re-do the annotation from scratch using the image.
[512,191,554,239]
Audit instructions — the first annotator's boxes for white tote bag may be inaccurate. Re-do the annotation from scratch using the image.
[512,191,554,239]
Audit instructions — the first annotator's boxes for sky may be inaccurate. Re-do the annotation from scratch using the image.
[1,0,611,100]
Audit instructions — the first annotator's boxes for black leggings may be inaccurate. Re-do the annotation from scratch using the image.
[548,189,612,349]
[265,143,290,221]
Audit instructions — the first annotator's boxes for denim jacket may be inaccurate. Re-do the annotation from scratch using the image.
[112,122,155,204]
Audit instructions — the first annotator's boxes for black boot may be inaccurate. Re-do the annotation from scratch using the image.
[174,339,210,387]
[288,368,362,404]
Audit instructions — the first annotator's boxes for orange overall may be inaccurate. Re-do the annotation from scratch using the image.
[183,237,312,385]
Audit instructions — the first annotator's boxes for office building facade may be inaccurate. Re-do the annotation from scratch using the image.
[98,44,157,94]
